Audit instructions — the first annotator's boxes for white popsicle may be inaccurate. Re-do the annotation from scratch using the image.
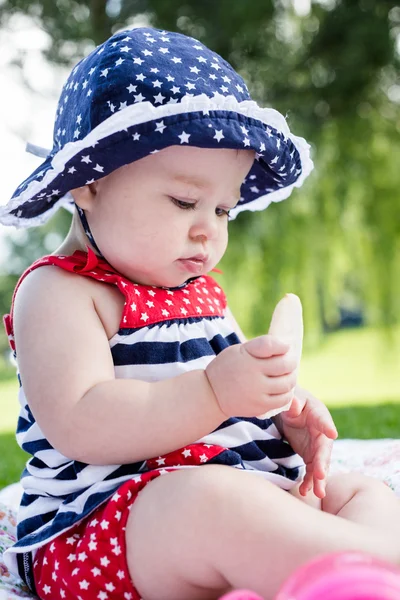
[258,293,304,419]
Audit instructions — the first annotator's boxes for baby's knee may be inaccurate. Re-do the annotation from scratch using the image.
[323,472,392,514]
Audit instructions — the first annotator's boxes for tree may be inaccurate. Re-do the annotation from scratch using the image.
[1,0,399,342]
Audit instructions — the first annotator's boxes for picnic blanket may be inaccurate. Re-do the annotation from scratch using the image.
[0,438,399,599]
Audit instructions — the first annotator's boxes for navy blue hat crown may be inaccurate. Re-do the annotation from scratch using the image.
[0,26,313,228]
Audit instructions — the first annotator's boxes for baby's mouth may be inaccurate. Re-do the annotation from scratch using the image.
[178,254,209,274]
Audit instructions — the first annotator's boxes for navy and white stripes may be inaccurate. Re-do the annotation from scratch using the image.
[3,251,304,576]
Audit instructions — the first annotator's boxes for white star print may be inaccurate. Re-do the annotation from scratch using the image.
[213,129,224,142]
[78,551,88,561]
[171,85,180,94]
[117,569,125,579]
[178,131,191,143]
[127,84,137,93]
[66,536,76,544]
[200,454,208,462]
[166,74,175,81]
[42,584,51,594]
[134,92,145,103]
[154,92,165,104]
[93,164,104,172]
[100,556,110,567]
[88,539,97,551]
[156,457,166,465]
[79,580,90,590]
[142,49,153,56]
[136,72,146,81]
[159,47,169,54]
[81,155,91,164]
[155,120,167,133]
[97,591,108,600]
[100,68,109,77]
[141,312,149,322]
[100,519,109,530]
[115,57,124,66]
[121,45,130,52]
[182,448,192,457]
[146,300,154,308]
[105,582,116,591]
[171,56,182,63]
[152,79,162,88]
[165,299,173,306]
[161,309,170,316]
[243,137,250,147]
[132,132,140,141]
[92,567,101,576]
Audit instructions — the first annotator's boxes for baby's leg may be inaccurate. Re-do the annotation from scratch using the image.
[125,465,400,600]
[323,472,400,531]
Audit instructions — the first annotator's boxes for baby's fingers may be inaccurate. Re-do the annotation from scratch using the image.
[311,405,338,440]
[243,335,290,359]
[260,353,299,377]
[313,435,333,481]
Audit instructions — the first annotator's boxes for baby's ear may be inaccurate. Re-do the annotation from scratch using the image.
[70,182,98,211]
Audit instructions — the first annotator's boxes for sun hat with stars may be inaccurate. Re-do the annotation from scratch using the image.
[0,26,313,229]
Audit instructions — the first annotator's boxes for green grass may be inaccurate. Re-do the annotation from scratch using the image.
[299,325,400,407]
[0,325,399,487]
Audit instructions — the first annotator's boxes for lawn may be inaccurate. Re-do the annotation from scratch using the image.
[0,325,399,488]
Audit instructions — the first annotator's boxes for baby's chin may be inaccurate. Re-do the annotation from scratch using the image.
[128,271,197,289]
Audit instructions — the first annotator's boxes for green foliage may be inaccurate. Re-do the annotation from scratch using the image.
[1,0,400,342]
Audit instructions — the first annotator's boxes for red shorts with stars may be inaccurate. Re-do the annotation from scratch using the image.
[32,443,225,599]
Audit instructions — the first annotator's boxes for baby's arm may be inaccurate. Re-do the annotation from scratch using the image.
[13,268,294,465]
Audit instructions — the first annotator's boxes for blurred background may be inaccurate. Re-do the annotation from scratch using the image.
[0,0,399,485]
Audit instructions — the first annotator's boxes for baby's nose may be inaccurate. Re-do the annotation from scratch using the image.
[190,217,219,241]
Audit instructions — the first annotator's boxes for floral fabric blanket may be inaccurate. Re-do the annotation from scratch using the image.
[0,438,399,599]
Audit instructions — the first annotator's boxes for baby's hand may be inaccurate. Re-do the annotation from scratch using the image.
[205,335,298,418]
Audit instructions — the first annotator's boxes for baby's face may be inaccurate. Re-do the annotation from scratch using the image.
[75,145,254,287]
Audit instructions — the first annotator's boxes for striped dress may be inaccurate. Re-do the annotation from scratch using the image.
[3,248,304,577]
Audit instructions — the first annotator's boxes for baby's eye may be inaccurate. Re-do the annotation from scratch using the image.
[215,207,230,217]
[170,197,196,210]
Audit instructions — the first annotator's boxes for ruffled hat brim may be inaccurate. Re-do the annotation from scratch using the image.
[0,93,313,228]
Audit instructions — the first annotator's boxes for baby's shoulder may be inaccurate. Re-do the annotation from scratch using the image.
[13,262,96,323]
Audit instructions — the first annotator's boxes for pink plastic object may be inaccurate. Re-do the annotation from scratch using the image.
[275,551,400,600]
[219,591,263,600]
